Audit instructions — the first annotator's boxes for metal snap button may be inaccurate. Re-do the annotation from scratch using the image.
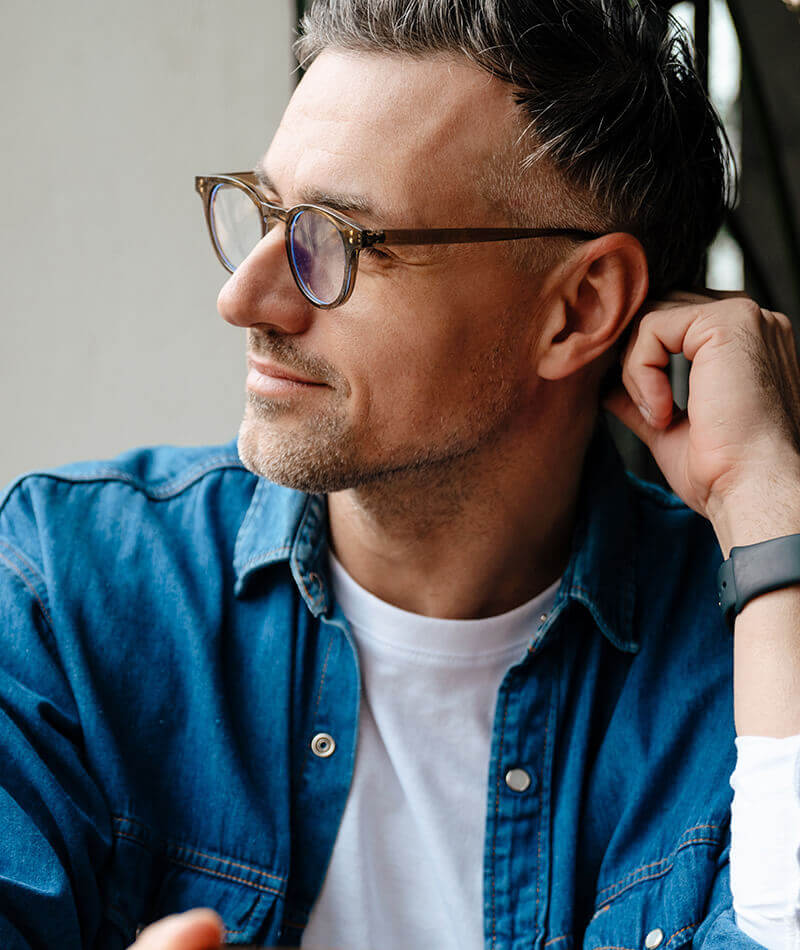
[644,927,664,948]
[505,768,533,793]
[311,732,335,758]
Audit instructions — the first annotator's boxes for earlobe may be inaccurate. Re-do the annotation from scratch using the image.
[537,234,649,381]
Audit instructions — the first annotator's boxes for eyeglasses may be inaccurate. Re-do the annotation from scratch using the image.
[194,171,605,310]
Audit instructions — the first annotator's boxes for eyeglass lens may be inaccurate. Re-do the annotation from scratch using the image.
[289,209,348,306]
[210,184,264,271]
[209,183,348,306]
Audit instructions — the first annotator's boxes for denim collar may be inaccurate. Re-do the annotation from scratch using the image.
[233,423,638,653]
[550,423,639,653]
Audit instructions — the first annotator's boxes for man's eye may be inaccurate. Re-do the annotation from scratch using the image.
[360,246,391,262]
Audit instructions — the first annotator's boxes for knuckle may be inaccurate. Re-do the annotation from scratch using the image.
[738,300,762,326]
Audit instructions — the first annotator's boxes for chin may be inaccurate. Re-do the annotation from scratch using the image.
[237,412,362,494]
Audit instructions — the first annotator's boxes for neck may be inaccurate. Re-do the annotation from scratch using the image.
[327,394,597,619]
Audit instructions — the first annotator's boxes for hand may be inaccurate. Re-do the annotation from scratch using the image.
[603,291,800,554]
[127,909,224,950]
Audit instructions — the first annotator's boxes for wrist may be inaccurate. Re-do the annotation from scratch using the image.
[707,459,800,558]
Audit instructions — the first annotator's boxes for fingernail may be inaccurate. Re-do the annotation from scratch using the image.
[636,401,652,423]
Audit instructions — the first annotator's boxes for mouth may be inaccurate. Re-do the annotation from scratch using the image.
[246,354,328,397]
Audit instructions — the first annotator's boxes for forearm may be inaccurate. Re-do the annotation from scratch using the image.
[709,472,800,738]
[732,589,800,737]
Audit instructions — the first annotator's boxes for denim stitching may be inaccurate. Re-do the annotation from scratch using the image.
[167,854,283,897]
[665,920,701,948]
[111,815,287,888]
[543,936,571,948]
[0,549,57,649]
[0,456,244,514]
[112,830,284,899]
[490,687,511,950]
[297,633,335,791]
[294,499,326,610]
[298,569,324,609]
[594,824,722,903]
[534,700,553,939]
[589,921,700,950]
[223,892,263,934]
[592,834,722,913]
[235,479,266,564]
[168,843,287,884]
[0,538,44,597]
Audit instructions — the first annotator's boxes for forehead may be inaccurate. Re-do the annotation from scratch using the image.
[263,50,520,224]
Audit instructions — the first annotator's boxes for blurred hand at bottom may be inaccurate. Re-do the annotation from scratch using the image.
[127,909,224,949]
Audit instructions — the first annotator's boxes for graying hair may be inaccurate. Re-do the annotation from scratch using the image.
[295,0,735,295]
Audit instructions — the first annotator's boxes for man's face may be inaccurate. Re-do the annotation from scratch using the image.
[219,51,553,493]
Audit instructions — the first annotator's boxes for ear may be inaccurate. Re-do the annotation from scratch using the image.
[536,233,649,381]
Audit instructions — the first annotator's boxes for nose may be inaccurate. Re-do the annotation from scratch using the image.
[216,227,314,334]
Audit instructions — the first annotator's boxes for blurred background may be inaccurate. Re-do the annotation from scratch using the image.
[1,0,798,486]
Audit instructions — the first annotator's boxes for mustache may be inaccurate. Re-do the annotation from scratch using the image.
[247,329,343,389]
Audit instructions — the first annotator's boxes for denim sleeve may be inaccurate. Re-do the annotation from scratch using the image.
[0,540,112,949]
[693,840,769,949]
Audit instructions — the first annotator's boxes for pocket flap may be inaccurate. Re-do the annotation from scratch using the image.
[153,862,282,944]
[584,833,721,949]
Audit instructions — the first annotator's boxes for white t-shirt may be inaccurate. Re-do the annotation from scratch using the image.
[301,551,559,950]
[301,551,800,950]
[730,733,800,949]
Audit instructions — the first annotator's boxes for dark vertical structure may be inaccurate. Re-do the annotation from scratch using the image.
[729,0,800,318]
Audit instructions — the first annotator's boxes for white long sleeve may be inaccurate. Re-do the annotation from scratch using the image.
[730,734,800,949]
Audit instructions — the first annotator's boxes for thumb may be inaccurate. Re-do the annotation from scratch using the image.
[603,385,658,450]
[129,908,224,950]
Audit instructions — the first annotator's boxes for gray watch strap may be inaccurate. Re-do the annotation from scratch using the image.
[716,533,800,629]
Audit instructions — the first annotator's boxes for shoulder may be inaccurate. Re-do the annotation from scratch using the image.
[0,438,257,579]
[1,437,248,508]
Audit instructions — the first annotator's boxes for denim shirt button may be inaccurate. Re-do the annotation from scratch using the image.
[644,928,664,948]
[311,733,336,758]
[504,768,534,793]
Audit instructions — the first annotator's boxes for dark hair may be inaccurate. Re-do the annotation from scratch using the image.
[296,0,735,296]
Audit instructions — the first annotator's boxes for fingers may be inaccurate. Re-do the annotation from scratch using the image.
[618,306,700,428]
[620,321,675,427]
[618,296,766,430]
[128,909,224,950]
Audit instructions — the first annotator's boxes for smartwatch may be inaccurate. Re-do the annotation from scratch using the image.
[717,533,800,629]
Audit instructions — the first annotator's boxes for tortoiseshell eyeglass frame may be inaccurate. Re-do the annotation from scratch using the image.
[195,171,606,310]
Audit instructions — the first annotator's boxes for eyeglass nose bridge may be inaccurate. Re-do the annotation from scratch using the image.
[255,197,289,230]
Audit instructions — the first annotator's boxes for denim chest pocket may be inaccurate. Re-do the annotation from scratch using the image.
[99,816,287,947]
[583,824,724,950]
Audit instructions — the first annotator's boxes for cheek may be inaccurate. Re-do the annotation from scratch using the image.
[339,273,531,435]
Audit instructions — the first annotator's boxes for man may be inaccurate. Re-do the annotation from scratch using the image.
[2,1,800,948]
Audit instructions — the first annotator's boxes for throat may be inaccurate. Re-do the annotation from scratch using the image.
[326,451,578,620]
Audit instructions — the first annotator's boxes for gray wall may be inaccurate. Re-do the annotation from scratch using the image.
[0,1,294,486]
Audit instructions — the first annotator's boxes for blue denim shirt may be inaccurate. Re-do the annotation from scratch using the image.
[0,428,766,949]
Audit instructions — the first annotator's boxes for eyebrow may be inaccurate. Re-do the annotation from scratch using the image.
[252,163,384,223]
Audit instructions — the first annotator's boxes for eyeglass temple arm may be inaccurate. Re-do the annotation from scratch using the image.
[368,227,603,247]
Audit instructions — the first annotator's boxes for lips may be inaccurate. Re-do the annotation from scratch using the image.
[247,355,325,386]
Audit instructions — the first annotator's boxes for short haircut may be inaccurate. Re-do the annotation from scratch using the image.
[295,0,735,296]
